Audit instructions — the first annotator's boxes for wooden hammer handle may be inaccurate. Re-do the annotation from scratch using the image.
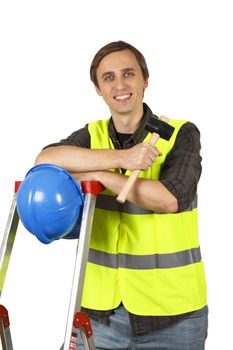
[116,116,168,204]
[116,169,140,203]
[116,132,160,203]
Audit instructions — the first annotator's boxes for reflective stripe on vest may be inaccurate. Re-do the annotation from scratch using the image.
[88,246,201,269]
[96,194,198,214]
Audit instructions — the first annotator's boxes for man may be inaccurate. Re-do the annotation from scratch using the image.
[35,41,208,349]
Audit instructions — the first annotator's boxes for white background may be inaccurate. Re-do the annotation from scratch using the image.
[0,0,232,349]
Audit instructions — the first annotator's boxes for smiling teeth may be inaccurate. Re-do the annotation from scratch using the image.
[115,94,130,100]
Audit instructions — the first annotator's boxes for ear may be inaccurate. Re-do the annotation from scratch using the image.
[95,85,102,96]
[144,79,149,89]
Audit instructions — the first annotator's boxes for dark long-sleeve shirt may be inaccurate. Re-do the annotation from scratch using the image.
[45,103,202,212]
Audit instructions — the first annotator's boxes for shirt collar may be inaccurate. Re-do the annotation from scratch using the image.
[108,103,158,149]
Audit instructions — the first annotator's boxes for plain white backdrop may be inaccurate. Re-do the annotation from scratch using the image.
[0,1,232,349]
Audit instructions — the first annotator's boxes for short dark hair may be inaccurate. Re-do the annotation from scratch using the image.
[90,40,149,88]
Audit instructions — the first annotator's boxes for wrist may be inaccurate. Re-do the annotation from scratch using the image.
[116,149,126,169]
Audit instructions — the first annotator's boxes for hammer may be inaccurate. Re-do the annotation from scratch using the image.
[116,115,175,203]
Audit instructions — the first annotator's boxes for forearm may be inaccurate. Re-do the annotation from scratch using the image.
[35,142,160,173]
[73,170,178,213]
[129,177,178,213]
[35,146,123,172]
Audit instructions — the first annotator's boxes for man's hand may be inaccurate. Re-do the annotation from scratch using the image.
[120,143,162,171]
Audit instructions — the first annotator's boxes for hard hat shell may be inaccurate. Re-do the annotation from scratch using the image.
[17,164,83,244]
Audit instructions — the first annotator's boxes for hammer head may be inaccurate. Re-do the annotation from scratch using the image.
[146,115,175,141]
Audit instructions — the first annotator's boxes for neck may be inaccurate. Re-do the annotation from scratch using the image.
[111,105,144,133]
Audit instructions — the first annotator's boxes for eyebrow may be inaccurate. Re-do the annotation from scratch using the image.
[122,67,136,73]
[101,71,114,79]
[101,67,137,80]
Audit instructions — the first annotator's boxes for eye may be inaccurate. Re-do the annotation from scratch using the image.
[104,74,114,82]
[123,71,135,78]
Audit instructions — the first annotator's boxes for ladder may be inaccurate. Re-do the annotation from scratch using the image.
[0,180,103,350]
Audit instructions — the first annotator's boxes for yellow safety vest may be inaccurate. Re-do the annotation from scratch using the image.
[82,118,207,316]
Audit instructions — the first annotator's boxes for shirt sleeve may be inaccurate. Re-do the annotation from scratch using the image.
[43,124,90,149]
[160,122,202,212]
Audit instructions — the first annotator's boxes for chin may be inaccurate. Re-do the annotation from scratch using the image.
[115,107,132,115]
[113,102,134,114]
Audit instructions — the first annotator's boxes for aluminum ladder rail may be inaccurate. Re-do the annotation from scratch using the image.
[0,181,21,350]
[62,181,104,350]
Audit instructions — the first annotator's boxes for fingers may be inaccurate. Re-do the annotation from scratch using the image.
[138,144,161,170]
[123,143,162,171]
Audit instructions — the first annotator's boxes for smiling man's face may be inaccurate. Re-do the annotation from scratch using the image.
[95,49,148,118]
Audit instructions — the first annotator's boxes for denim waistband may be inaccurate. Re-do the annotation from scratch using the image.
[81,305,207,336]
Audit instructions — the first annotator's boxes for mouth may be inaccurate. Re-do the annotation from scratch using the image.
[113,93,132,102]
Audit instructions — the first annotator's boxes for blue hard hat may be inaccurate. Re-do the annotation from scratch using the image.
[17,164,83,244]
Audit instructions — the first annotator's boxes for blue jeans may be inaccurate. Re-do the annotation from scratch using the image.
[76,305,208,349]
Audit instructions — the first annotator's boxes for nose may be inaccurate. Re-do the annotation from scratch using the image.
[114,75,127,90]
